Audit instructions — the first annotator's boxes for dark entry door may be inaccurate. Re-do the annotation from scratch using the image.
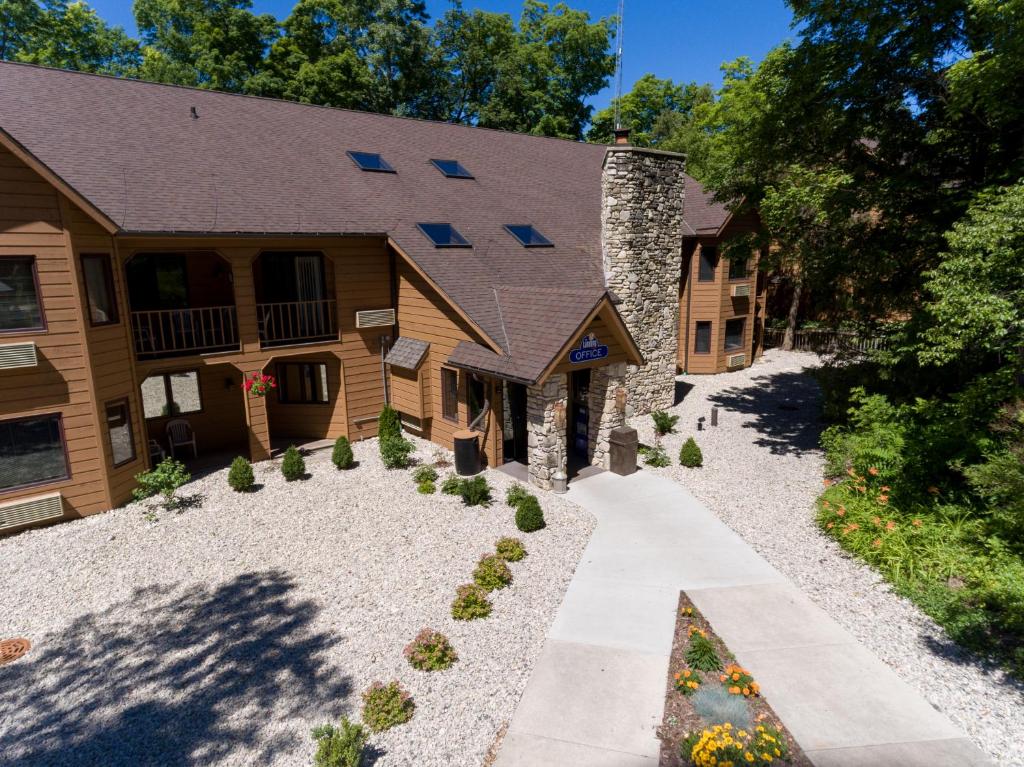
[568,369,591,470]
[504,382,528,464]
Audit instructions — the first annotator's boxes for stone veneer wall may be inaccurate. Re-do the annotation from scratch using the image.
[601,147,686,415]
[587,362,627,469]
[526,376,568,490]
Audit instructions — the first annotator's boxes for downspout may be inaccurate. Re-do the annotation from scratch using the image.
[381,335,391,405]
[683,248,693,374]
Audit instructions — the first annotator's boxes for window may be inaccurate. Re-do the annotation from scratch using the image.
[0,414,69,492]
[416,223,470,248]
[347,151,395,173]
[698,246,718,282]
[467,375,486,426]
[504,224,553,248]
[277,362,329,404]
[725,318,746,351]
[728,257,748,280]
[694,321,712,354]
[106,400,136,467]
[82,253,119,325]
[141,371,202,419]
[441,368,458,422]
[0,256,44,332]
[430,159,473,179]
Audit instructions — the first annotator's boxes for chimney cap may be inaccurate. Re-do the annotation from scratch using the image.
[613,127,631,146]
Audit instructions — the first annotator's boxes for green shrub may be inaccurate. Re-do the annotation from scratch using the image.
[133,458,191,509]
[311,717,367,767]
[227,456,255,492]
[495,537,526,562]
[281,445,306,481]
[361,680,414,733]
[506,483,530,508]
[451,583,492,620]
[413,465,438,484]
[685,632,722,672]
[379,435,414,469]
[331,436,354,470]
[651,410,679,436]
[440,474,461,495]
[417,480,436,494]
[377,405,401,441]
[473,554,512,591]
[403,628,458,671]
[458,475,492,506]
[679,438,703,468]
[643,445,670,467]
[689,685,752,731]
[515,494,546,533]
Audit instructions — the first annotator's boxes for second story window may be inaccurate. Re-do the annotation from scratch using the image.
[0,256,44,333]
[728,256,748,280]
[82,253,119,326]
[698,246,718,282]
[725,318,746,351]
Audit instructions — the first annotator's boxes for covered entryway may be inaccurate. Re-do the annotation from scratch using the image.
[502,381,529,466]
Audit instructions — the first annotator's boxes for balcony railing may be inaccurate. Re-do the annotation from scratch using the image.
[257,299,338,347]
[131,305,239,359]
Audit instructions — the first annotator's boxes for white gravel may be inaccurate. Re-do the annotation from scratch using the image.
[0,437,593,766]
[629,349,1024,767]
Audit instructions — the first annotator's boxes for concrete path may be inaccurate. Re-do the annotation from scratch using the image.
[495,470,990,767]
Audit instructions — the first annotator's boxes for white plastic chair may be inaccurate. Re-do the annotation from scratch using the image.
[166,419,197,459]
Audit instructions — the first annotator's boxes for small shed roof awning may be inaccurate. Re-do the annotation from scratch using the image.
[385,337,430,370]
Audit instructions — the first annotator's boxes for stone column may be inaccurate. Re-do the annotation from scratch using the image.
[526,375,568,491]
[588,362,627,469]
[601,146,686,415]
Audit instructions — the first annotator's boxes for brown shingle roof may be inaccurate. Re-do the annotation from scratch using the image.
[682,174,731,235]
[384,337,429,370]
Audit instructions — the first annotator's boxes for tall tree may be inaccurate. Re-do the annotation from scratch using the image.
[586,73,712,148]
[0,0,42,61]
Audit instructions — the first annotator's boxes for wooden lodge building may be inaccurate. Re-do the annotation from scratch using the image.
[0,62,763,535]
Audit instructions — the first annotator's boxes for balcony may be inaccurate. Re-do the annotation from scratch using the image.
[257,299,338,347]
[131,305,239,359]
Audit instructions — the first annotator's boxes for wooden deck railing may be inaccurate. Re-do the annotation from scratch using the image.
[763,327,888,353]
[257,299,338,347]
[131,305,239,358]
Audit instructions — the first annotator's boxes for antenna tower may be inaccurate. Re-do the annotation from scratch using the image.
[613,0,626,130]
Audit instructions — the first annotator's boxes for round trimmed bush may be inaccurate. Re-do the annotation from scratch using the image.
[403,628,458,671]
[679,437,703,468]
[495,536,526,562]
[281,445,306,481]
[360,680,414,732]
[227,456,254,492]
[413,465,438,484]
[331,436,354,470]
[473,554,512,591]
[515,494,546,533]
[451,583,492,620]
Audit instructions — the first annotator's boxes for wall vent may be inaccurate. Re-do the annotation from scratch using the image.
[0,492,63,531]
[0,342,38,370]
[727,353,746,369]
[355,308,396,329]
[730,283,751,298]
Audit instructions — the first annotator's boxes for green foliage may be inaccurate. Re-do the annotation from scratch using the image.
[679,438,703,468]
[515,494,545,533]
[505,483,530,508]
[281,445,306,481]
[416,480,436,495]
[413,465,438,484]
[331,436,354,470]
[451,583,492,620]
[473,553,512,591]
[440,474,462,495]
[689,685,752,731]
[360,680,414,733]
[227,456,255,492]
[651,410,679,436]
[311,717,367,767]
[495,536,526,562]
[377,405,402,441]
[685,632,722,672]
[587,73,713,148]
[379,435,414,469]
[963,402,1024,542]
[643,445,670,468]
[133,458,191,508]
[403,628,458,671]
[458,475,492,507]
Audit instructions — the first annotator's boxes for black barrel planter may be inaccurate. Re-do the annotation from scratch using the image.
[454,430,481,476]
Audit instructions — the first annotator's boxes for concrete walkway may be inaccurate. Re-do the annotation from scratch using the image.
[495,470,990,767]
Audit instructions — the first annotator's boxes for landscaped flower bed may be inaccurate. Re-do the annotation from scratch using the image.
[658,594,811,767]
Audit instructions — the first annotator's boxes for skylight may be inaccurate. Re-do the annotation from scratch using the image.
[416,223,471,248]
[347,151,395,173]
[430,159,474,179]
[504,224,553,247]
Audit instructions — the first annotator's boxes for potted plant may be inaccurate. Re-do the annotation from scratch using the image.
[242,371,276,397]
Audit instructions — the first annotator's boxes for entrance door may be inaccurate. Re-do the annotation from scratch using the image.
[568,369,591,472]
[503,381,528,464]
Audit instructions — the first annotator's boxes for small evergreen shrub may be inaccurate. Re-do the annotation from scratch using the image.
[651,410,680,436]
[413,465,438,484]
[281,445,306,481]
[459,475,493,507]
[495,537,526,562]
[451,583,492,620]
[685,627,722,672]
[311,717,367,767]
[473,554,513,591]
[331,436,354,470]
[377,405,401,441]
[440,474,461,495]
[403,628,458,671]
[679,437,703,468]
[644,445,671,467]
[506,483,529,508]
[361,680,414,733]
[417,480,436,494]
[515,494,546,532]
[227,456,255,492]
[133,458,191,509]
[379,435,414,469]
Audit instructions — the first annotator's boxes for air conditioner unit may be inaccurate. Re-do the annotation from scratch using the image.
[727,353,746,369]
[0,492,63,531]
[730,283,751,298]
[0,342,38,370]
[355,308,396,329]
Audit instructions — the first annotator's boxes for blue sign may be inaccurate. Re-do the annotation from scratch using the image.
[569,333,609,364]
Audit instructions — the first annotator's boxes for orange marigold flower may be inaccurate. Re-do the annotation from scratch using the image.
[878,495,889,505]
[826,522,835,529]
[868,467,879,476]
[885,521,896,531]
[742,687,750,696]
[836,507,846,517]
[732,673,741,681]
[872,538,882,548]
[880,485,891,492]
[729,685,741,694]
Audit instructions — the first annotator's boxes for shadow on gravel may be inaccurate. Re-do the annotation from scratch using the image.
[707,368,823,456]
[0,570,352,766]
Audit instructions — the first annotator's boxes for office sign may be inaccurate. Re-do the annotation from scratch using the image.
[569,333,609,364]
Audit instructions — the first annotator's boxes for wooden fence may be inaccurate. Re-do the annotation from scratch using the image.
[763,327,887,353]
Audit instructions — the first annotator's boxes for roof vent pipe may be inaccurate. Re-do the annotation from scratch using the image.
[613,128,631,145]
[190,106,199,119]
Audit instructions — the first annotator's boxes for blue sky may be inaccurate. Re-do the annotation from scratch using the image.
[89,0,795,109]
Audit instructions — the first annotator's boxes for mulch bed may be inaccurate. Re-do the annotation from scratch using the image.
[658,593,812,767]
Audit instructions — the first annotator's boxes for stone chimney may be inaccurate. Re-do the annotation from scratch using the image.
[601,146,686,415]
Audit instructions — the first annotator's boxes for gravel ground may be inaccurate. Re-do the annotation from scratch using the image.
[629,349,1024,767]
[0,437,594,767]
